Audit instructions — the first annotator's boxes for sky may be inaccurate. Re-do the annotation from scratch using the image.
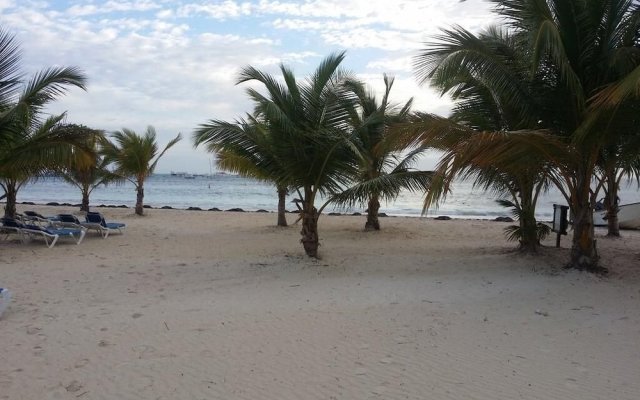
[0,0,497,173]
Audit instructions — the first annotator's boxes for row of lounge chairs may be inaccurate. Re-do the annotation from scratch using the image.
[0,211,125,248]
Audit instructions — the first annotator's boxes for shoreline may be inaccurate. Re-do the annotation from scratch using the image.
[10,200,525,222]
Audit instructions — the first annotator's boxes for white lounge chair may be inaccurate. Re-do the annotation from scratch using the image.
[2,218,86,248]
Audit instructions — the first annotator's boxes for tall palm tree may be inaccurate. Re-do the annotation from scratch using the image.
[492,0,640,271]
[333,75,432,231]
[57,124,123,212]
[414,0,640,270]
[103,126,181,215]
[236,52,359,257]
[0,28,88,218]
[194,115,291,227]
[593,100,640,236]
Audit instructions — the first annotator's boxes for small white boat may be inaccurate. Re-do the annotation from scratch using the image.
[593,202,640,229]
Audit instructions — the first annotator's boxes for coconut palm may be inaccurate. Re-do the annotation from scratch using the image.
[412,26,554,252]
[194,115,291,227]
[103,126,181,215]
[332,75,432,231]
[57,124,123,212]
[495,0,640,271]
[414,0,640,270]
[236,52,359,257]
[0,28,88,218]
[593,101,640,236]
[1,114,93,218]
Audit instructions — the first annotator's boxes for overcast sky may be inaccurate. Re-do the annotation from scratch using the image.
[1,0,497,173]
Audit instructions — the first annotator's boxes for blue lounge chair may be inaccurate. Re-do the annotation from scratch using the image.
[0,218,86,248]
[82,212,125,238]
[57,214,83,228]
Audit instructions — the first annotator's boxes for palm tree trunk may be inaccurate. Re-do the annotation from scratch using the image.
[277,186,288,227]
[81,188,90,212]
[569,199,600,272]
[365,195,381,231]
[135,185,144,216]
[605,172,620,237]
[519,212,539,253]
[3,182,17,219]
[517,192,539,253]
[300,188,319,257]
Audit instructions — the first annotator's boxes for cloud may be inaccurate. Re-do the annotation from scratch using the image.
[66,0,162,17]
[176,1,252,19]
[0,0,497,172]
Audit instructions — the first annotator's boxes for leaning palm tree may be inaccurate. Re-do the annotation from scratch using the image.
[57,124,123,212]
[333,75,432,231]
[103,126,181,215]
[194,115,291,227]
[237,52,359,257]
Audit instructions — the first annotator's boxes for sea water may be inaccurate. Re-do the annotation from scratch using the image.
[15,174,640,221]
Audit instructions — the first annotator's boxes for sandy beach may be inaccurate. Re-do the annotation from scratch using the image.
[1,205,639,399]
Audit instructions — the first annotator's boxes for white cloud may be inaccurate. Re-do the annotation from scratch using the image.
[0,0,497,172]
[67,0,162,17]
[177,1,252,19]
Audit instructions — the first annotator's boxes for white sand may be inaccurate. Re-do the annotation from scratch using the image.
[1,206,639,399]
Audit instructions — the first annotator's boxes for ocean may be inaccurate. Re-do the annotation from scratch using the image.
[14,174,640,221]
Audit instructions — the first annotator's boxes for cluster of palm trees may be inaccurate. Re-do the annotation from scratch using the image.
[193,53,432,258]
[409,0,640,271]
[0,28,181,219]
[194,0,640,270]
[3,1,639,271]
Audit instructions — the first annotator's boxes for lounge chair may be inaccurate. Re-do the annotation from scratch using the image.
[0,218,86,248]
[57,214,83,228]
[0,218,23,241]
[22,210,58,226]
[82,212,126,238]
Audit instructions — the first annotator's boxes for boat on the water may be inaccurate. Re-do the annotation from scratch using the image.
[593,202,640,229]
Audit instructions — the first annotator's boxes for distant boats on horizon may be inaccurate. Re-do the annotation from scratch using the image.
[168,171,231,178]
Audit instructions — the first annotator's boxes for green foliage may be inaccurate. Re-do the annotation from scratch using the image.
[104,126,181,187]
[497,198,551,244]
[0,27,88,217]
[331,75,432,219]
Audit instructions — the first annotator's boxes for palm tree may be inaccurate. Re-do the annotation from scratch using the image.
[0,28,88,218]
[57,124,123,212]
[103,126,181,215]
[493,0,640,271]
[412,26,553,252]
[333,75,432,231]
[1,114,94,218]
[414,1,640,270]
[236,52,359,257]
[193,115,291,227]
[593,101,640,237]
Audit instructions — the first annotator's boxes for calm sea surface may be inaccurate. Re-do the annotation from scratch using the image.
[15,174,640,220]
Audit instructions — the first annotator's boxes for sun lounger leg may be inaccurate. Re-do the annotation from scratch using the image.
[47,234,59,248]
[77,229,86,245]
